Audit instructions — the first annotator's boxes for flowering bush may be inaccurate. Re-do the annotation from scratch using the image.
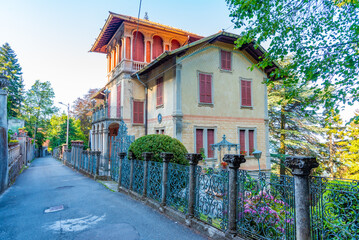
[220,161,228,168]
[240,150,247,155]
[239,190,294,238]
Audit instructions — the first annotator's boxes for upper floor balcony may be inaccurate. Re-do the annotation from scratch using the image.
[108,59,147,81]
[92,104,122,123]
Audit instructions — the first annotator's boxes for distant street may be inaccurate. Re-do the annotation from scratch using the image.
[0,157,207,240]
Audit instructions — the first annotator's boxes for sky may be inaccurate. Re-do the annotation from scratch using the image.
[0,0,357,121]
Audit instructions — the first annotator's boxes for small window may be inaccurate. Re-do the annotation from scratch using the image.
[155,128,165,134]
[239,128,256,155]
[241,79,252,107]
[133,101,144,124]
[221,50,231,71]
[195,128,215,159]
[199,73,212,104]
[156,77,163,106]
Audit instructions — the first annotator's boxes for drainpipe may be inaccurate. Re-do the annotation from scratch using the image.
[135,73,148,135]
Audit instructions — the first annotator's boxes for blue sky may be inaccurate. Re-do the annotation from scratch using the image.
[0,0,357,120]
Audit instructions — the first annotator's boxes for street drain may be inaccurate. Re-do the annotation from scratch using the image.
[55,186,74,190]
[44,205,65,213]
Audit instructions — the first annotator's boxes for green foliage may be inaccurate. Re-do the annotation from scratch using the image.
[0,43,24,118]
[226,0,359,110]
[9,139,19,143]
[129,134,188,165]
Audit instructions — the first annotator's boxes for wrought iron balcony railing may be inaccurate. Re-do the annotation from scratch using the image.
[92,106,122,123]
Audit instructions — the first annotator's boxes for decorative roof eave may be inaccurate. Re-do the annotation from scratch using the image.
[133,31,280,79]
[90,12,203,54]
[90,87,106,100]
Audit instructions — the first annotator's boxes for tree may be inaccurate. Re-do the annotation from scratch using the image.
[268,81,326,174]
[336,110,359,179]
[71,88,98,144]
[226,0,359,109]
[0,43,24,117]
[48,114,88,150]
[23,80,57,147]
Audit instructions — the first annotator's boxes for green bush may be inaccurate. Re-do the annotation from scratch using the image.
[129,134,188,165]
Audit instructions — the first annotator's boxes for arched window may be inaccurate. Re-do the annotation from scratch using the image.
[171,39,180,50]
[152,36,163,59]
[132,31,145,62]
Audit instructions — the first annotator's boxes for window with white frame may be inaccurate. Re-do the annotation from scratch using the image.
[238,128,256,155]
[195,128,216,159]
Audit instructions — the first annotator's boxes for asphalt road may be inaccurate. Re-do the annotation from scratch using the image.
[0,157,207,240]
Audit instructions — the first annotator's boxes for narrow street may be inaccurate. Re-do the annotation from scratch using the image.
[0,157,207,240]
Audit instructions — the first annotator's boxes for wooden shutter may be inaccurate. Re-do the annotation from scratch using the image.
[221,50,231,70]
[240,130,246,153]
[156,78,163,106]
[199,73,206,103]
[249,130,254,155]
[205,74,212,103]
[171,40,180,50]
[117,85,121,118]
[196,129,203,154]
[133,101,144,124]
[132,31,144,62]
[241,80,252,106]
[207,129,214,158]
[152,36,163,59]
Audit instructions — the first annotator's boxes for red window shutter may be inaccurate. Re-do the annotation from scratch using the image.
[249,130,254,155]
[108,92,111,117]
[240,130,246,153]
[199,74,206,103]
[171,40,180,50]
[196,129,203,154]
[132,31,145,62]
[152,36,163,59]
[221,50,226,70]
[156,78,163,106]
[226,51,231,70]
[205,74,212,103]
[117,85,121,118]
[207,129,214,158]
[241,80,251,106]
[133,101,143,124]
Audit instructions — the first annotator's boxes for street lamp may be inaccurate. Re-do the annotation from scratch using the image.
[59,102,70,148]
[253,150,262,173]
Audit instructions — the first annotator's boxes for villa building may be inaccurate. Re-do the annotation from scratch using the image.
[90,12,274,171]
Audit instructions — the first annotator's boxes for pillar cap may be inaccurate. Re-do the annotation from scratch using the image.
[285,156,319,176]
[160,152,174,163]
[142,152,154,161]
[186,153,202,165]
[223,154,246,169]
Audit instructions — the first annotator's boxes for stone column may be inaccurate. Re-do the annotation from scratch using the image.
[129,152,134,190]
[0,85,8,193]
[186,153,202,218]
[223,154,246,236]
[142,152,153,199]
[285,156,319,240]
[94,150,101,179]
[103,129,109,174]
[118,152,126,190]
[71,141,76,168]
[160,152,174,206]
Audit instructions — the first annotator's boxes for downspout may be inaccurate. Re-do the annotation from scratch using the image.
[135,73,148,135]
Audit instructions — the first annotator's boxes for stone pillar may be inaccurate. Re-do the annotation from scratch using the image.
[129,152,134,190]
[142,152,153,199]
[94,150,101,179]
[0,85,8,193]
[186,153,202,218]
[103,129,109,174]
[160,152,174,206]
[285,156,319,240]
[223,154,246,236]
[71,141,76,168]
[118,152,126,190]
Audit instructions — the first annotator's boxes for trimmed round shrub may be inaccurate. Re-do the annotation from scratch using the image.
[129,134,188,165]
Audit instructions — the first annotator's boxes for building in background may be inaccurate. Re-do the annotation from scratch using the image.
[90,12,275,172]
